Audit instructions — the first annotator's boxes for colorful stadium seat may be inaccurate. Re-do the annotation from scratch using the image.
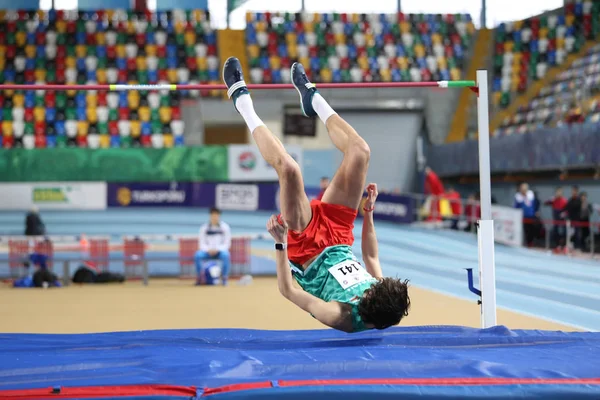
[245,11,474,84]
[0,10,218,148]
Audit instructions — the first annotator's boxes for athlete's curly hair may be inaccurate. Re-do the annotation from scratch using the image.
[357,278,411,330]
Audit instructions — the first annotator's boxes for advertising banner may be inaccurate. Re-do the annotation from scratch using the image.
[228,144,303,182]
[0,147,228,182]
[358,193,415,224]
[491,205,523,247]
[107,183,194,207]
[215,184,259,211]
[0,182,107,210]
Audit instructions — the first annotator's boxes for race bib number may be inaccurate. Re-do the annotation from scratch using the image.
[328,260,372,290]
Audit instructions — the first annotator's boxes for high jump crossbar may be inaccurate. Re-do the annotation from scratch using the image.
[0,72,496,329]
[0,81,476,91]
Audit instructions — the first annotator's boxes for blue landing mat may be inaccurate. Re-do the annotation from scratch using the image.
[1,325,599,399]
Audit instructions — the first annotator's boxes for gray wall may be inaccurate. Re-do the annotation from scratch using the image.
[336,112,422,193]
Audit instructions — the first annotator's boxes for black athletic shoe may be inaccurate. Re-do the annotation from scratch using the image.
[290,62,318,117]
[222,56,249,113]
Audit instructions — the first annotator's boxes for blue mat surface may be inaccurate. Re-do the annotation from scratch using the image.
[1,326,600,399]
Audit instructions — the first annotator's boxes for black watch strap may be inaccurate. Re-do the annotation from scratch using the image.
[275,243,287,251]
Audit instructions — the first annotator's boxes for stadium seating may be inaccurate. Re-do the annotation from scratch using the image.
[492,0,599,110]
[495,43,600,136]
[244,12,475,84]
[0,9,217,149]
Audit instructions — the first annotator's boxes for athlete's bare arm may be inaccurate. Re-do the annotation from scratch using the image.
[361,183,384,279]
[266,215,353,332]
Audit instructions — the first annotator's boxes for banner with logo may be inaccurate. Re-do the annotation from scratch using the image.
[228,144,303,182]
[107,183,194,207]
[0,182,107,210]
[358,193,415,224]
[491,205,523,247]
[0,147,228,182]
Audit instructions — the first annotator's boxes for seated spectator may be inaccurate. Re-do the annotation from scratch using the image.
[514,182,537,247]
[544,187,568,249]
[464,193,481,232]
[564,185,582,248]
[445,186,462,230]
[194,207,231,286]
[577,192,593,251]
[25,207,45,236]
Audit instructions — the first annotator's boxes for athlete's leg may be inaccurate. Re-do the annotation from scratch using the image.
[223,57,311,231]
[291,63,369,210]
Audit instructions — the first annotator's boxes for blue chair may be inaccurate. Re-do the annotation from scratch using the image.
[208,69,219,81]
[76,58,86,71]
[141,122,151,135]
[87,70,97,81]
[116,58,127,70]
[75,93,86,108]
[146,32,156,44]
[110,135,121,147]
[76,31,86,44]
[46,135,57,148]
[55,121,66,135]
[310,56,320,71]
[332,69,342,82]
[167,57,178,69]
[396,44,406,57]
[205,32,216,46]
[174,135,184,146]
[278,44,288,57]
[96,46,107,58]
[46,108,56,123]
[76,107,86,121]
[271,69,282,83]
[26,32,35,44]
[167,45,177,58]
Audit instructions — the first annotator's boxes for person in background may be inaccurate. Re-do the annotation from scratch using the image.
[25,207,45,236]
[424,167,445,221]
[544,187,568,249]
[514,182,536,247]
[564,185,582,249]
[317,176,330,200]
[577,192,593,251]
[194,207,231,286]
[445,186,462,230]
[464,193,481,232]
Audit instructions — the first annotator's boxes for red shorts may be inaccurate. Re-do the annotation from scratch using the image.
[282,199,358,266]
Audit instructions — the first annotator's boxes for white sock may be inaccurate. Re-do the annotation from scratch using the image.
[311,93,337,124]
[236,94,265,134]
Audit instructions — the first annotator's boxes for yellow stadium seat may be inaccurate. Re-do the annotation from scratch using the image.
[285,32,297,45]
[126,21,135,34]
[76,45,86,58]
[139,106,151,122]
[116,45,126,58]
[86,94,98,107]
[246,11,253,23]
[248,44,260,58]
[358,56,369,69]
[493,92,502,106]
[184,31,196,46]
[511,63,520,74]
[175,21,185,34]
[431,33,442,45]
[97,69,107,83]
[504,41,514,52]
[255,21,266,32]
[299,56,310,68]
[467,22,475,34]
[351,13,359,23]
[25,45,36,58]
[146,44,157,56]
[167,69,178,83]
[288,44,298,59]
[304,22,314,33]
[130,121,141,137]
[397,56,408,70]
[270,56,281,70]
[0,58,4,71]
[197,57,208,70]
[450,68,461,81]
[86,108,98,124]
[128,92,140,109]
[365,32,374,47]
[105,9,115,20]
[313,13,321,22]
[66,56,76,69]
[16,31,26,47]
[415,43,425,58]
[513,20,523,30]
[380,69,391,82]
[512,52,522,65]
[13,94,24,107]
[163,134,174,148]
[159,107,172,124]
[34,107,45,122]
[566,14,575,26]
[437,56,448,70]
[193,10,204,22]
[400,21,410,34]
[2,121,12,136]
[136,56,147,70]
[99,134,110,148]
[511,76,519,91]
[96,32,106,45]
[77,121,89,136]
[0,45,6,57]
[557,37,565,49]
[67,87,76,97]
[539,28,548,39]
[34,69,46,81]
[335,33,345,45]
[320,68,332,83]
[127,79,139,86]
[56,20,67,33]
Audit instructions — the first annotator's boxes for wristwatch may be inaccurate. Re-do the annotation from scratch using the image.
[275,243,287,251]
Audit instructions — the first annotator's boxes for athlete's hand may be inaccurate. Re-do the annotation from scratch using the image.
[267,215,288,243]
[365,183,378,208]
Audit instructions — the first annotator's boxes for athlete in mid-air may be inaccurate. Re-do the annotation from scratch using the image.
[223,57,410,333]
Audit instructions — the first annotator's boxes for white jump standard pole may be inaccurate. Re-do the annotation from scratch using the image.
[476,70,497,329]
